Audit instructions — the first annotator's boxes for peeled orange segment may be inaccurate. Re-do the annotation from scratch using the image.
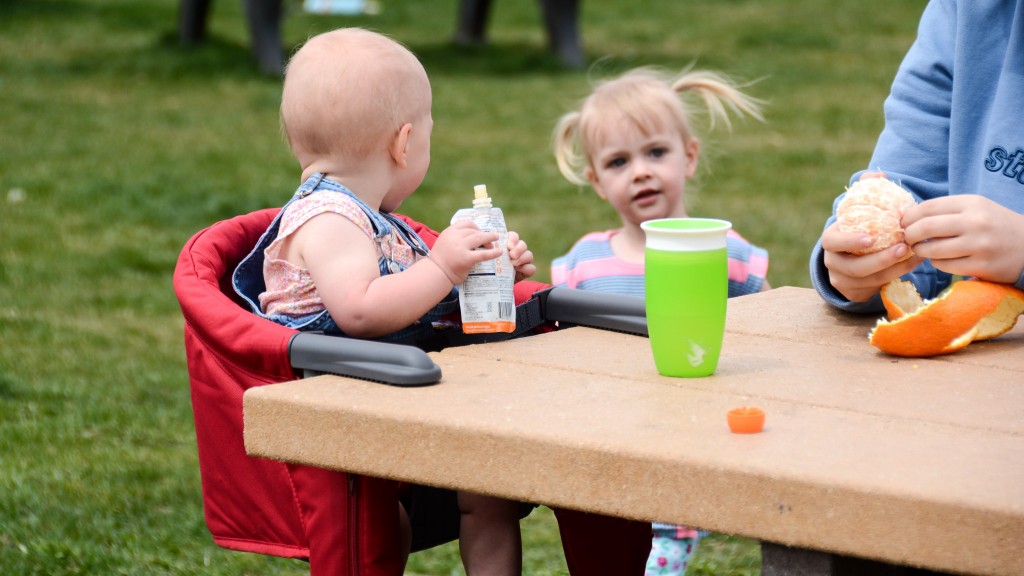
[869,279,1024,357]
[836,177,917,256]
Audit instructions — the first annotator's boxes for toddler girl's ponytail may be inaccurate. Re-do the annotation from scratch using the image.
[553,110,589,186]
[551,66,765,187]
[671,69,765,131]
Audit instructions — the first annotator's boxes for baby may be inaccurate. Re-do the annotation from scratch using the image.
[232,28,532,574]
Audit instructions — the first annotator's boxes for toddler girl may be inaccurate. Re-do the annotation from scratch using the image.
[550,66,771,574]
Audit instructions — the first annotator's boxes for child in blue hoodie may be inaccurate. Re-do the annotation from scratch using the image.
[810,0,1024,311]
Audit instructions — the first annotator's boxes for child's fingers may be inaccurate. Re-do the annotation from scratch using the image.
[471,247,502,263]
[507,230,520,246]
[820,222,873,255]
[457,228,500,254]
[472,231,501,250]
[509,242,529,261]
[516,262,536,279]
[514,247,534,265]
[511,250,534,272]
[506,231,527,259]
[823,246,923,303]
[449,225,497,249]
[448,219,479,231]
[900,195,962,229]
[903,213,963,248]
[824,242,910,279]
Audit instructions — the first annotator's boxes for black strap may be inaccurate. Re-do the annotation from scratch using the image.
[404,291,551,352]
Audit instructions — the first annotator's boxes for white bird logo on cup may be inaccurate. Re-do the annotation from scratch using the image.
[686,341,705,367]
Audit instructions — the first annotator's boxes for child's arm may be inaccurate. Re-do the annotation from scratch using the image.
[298,215,500,338]
[902,195,1024,285]
[507,230,536,282]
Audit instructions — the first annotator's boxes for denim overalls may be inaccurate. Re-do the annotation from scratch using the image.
[232,173,459,346]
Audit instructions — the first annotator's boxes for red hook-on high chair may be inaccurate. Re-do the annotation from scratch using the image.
[173,207,653,575]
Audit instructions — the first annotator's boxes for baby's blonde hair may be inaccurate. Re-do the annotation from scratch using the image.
[281,28,430,164]
[553,67,764,186]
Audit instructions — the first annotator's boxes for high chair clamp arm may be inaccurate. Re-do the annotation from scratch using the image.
[289,332,442,387]
[286,287,645,387]
[532,287,648,336]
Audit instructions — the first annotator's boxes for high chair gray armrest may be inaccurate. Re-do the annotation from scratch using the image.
[289,332,442,387]
[286,287,645,387]
[537,287,648,336]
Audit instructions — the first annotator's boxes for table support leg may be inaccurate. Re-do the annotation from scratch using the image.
[762,543,836,576]
[762,543,953,576]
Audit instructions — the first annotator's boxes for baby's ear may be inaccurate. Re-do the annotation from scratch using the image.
[390,123,413,167]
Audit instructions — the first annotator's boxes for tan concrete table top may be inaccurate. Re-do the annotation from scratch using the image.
[244,286,1024,576]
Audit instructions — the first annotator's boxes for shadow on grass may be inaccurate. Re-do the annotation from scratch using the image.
[35,31,586,83]
[0,0,81,18]
[414,43,730,83]
[0,373,16,400]
[159,28,708,82]
[411,41,573,77]
[146,36,701,83]
[2,0,710,82]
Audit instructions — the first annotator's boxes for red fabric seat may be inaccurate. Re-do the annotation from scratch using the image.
[173,208,651,574]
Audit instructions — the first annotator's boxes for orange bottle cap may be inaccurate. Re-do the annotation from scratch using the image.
[727,406,765,434]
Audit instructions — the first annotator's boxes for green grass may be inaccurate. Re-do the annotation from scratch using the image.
[0,0,926,573]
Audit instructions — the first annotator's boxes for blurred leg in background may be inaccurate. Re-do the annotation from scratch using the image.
[181,0,584,74]
[455,0,585,68]
[178,0,284,75]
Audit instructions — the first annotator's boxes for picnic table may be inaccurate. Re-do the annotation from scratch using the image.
[243,286,1024,576]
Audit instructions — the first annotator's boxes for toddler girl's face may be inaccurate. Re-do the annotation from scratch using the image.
[586,119,698,226]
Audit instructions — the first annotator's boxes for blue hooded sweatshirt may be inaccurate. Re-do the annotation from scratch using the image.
[810,0,1024,312]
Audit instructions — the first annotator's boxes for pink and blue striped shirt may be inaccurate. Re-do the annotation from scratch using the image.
[551,228,769,297]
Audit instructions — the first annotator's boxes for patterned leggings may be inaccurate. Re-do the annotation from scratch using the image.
[645,523,705,575]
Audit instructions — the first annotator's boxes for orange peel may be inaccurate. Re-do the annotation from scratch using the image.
[869,279,1024,357]
[727,406,765,434]
[836,177,917,256]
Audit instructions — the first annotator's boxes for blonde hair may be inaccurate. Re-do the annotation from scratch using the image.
[553,67,765,186]
[281,28,430,163]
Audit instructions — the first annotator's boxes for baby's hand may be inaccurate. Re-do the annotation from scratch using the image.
[429,220,501,285]
[507,231,536,282]
[902,194,1024,284]
[821,221,923,303]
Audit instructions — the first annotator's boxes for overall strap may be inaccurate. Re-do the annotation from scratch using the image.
[382,213,430,257]
[300,173,429,257]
